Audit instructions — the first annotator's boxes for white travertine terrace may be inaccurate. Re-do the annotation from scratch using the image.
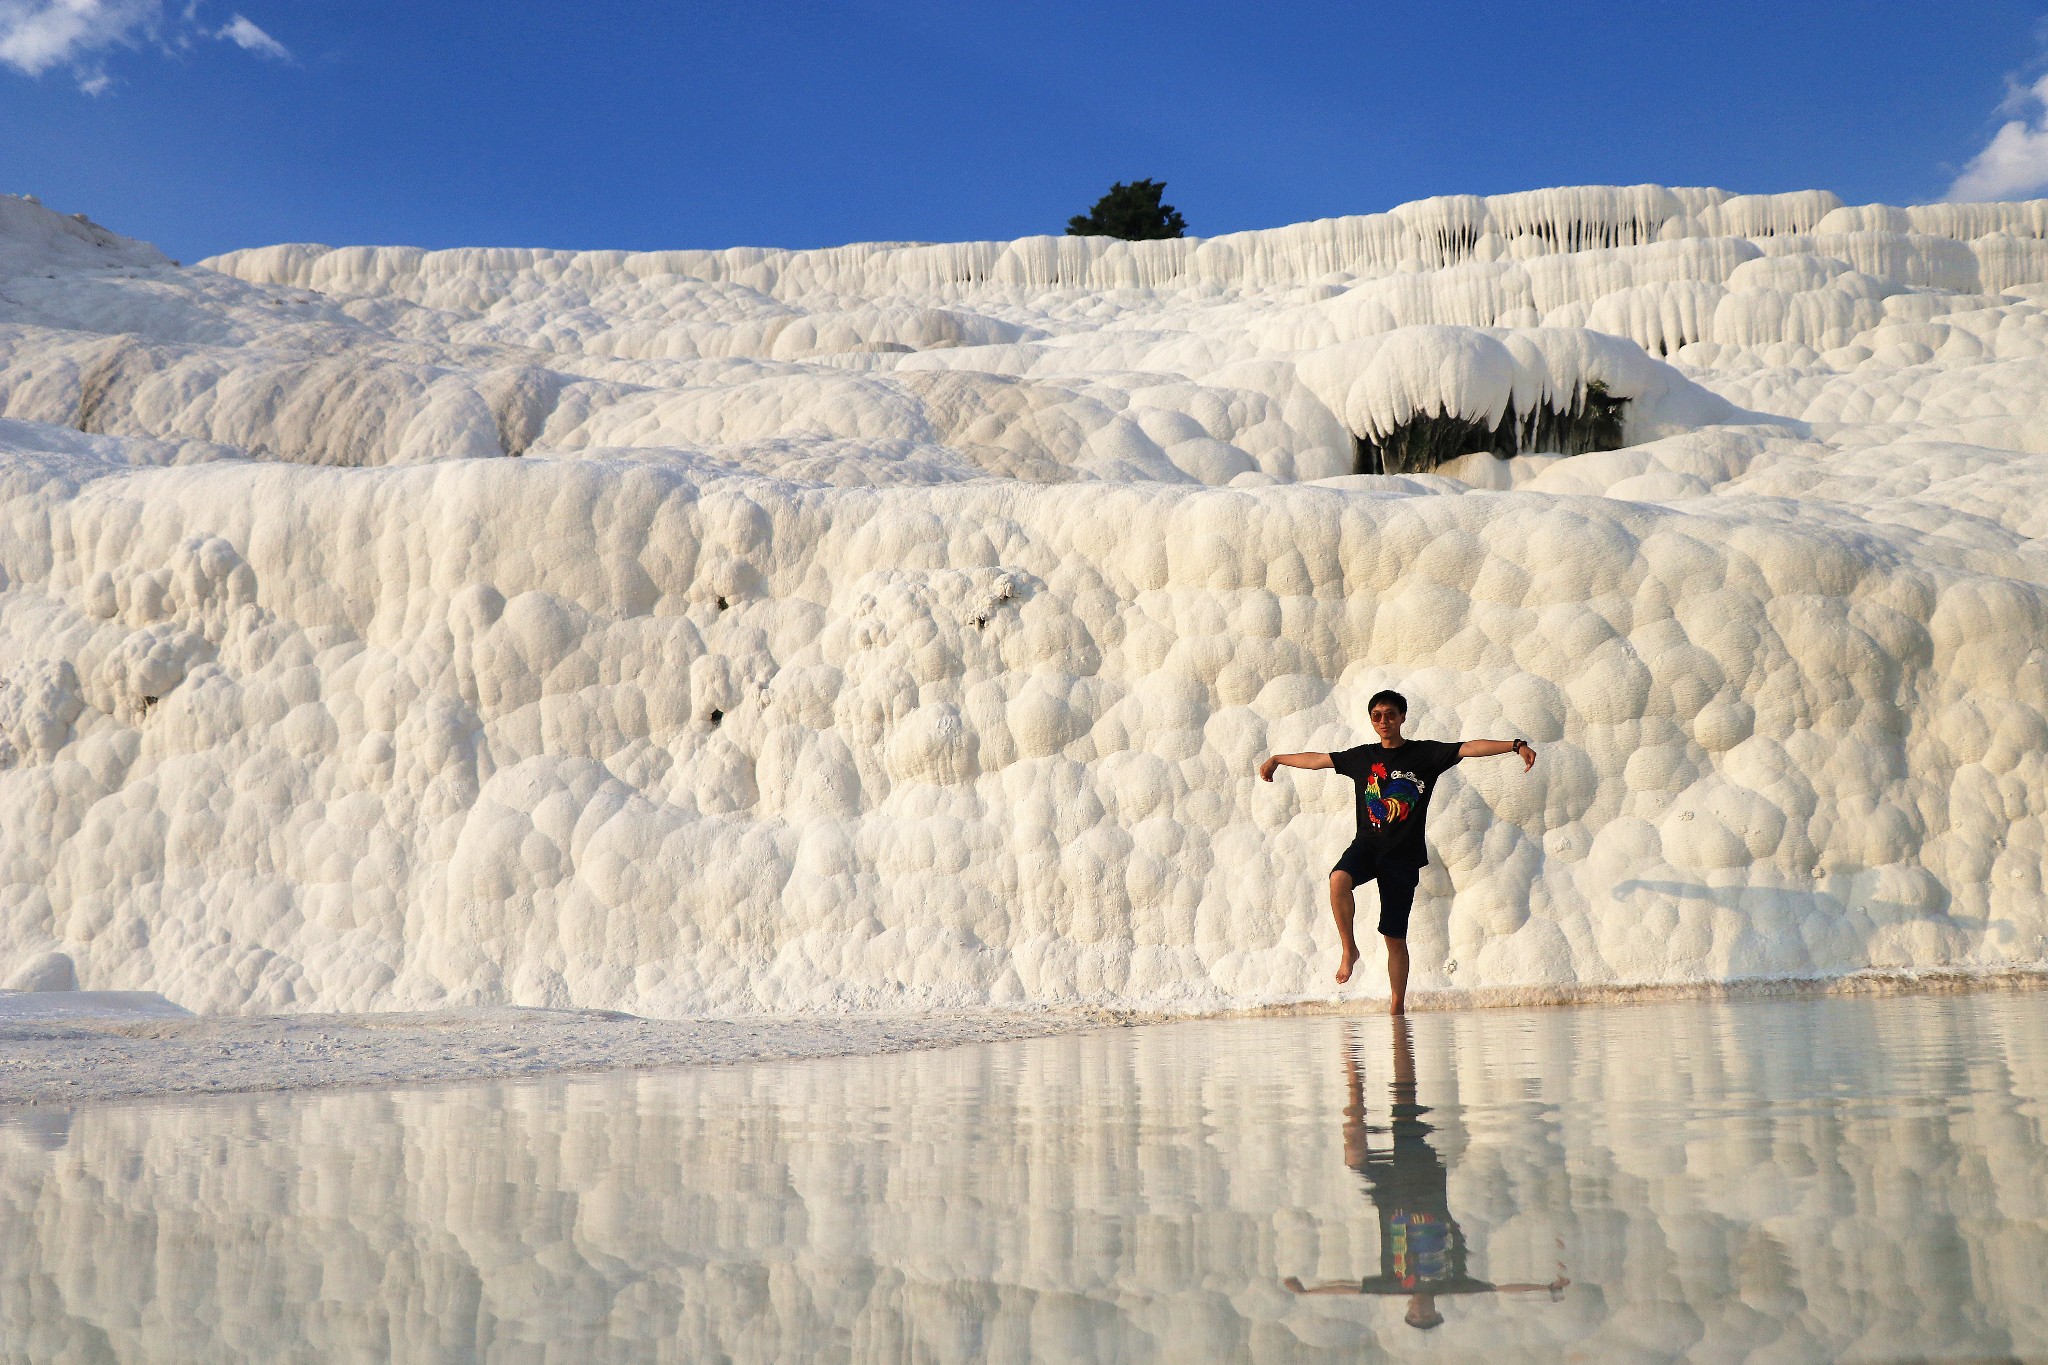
[0,185,2045,1014]
[4,1000,2044,1361]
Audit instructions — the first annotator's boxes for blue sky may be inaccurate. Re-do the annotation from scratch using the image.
[4,0,2047,263]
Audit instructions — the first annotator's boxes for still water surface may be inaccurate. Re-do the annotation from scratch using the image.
[5,990,2047,1362]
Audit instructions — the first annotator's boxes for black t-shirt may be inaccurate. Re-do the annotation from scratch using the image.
[1330,740,1462,867]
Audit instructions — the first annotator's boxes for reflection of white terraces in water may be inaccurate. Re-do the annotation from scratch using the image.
[4,993,2045,1361]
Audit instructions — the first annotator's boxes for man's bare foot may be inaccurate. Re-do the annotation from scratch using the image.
[1336,948,1359,984]
[1389,998,1406,1016]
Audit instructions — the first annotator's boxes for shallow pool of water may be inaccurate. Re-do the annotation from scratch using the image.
[5,989,2046,1362]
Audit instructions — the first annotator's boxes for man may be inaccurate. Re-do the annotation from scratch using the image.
[1283,1020,1570,1328]
[1258,690,1535,1012]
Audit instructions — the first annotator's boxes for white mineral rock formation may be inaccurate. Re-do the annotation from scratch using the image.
[0,185,2043,1014]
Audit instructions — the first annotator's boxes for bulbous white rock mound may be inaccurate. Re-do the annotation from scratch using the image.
[0,184,2043,1016]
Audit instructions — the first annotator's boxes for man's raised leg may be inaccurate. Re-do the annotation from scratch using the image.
[1384,936,1410,1015]
[1328,871,1360,984]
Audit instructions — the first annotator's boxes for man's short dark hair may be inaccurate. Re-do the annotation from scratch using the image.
[1405,1304,1445,1330]
[1367,689,1408,717]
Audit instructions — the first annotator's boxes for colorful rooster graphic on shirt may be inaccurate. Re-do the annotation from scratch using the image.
[1363,763,1424,828]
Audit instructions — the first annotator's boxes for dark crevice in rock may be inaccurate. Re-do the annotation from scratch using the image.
[1353,383,1629,475]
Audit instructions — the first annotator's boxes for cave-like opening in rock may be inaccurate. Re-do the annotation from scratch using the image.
[1354,381,1628,475]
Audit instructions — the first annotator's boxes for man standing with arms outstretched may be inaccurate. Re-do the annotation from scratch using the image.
[1259,690,1536,1013]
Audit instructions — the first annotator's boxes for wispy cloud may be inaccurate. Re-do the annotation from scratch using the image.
[0,0,287,93]
[213,12,284,60]
[1949,71,2048,202]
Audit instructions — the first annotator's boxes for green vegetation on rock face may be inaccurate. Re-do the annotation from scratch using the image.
[1066,180,1187,241]
[1355,381,1629,475]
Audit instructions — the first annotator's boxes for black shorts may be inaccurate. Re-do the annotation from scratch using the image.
[1331,845,1422,939]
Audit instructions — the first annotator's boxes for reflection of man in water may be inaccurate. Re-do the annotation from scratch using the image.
[1285,1020,1568,1330]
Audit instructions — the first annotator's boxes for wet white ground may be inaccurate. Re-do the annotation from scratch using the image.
[0,994,1109,1105]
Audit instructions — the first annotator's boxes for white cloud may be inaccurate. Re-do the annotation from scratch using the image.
[1949,72,2048,202]
[213,12,283,60]
[0,0,285,92]
[0,0,159,85]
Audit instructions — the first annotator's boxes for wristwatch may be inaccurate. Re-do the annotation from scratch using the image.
[1512,739,1527,755]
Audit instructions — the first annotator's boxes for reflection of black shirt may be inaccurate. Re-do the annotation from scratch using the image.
[1349,1100,1493,1296]
[1330,741,1462,867]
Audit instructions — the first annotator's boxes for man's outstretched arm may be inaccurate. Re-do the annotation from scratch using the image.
[1260,752,1333,781]
[1458,738,1537,771]
[1282,1276,1364,1295]
[1496,1276,1571,1295]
